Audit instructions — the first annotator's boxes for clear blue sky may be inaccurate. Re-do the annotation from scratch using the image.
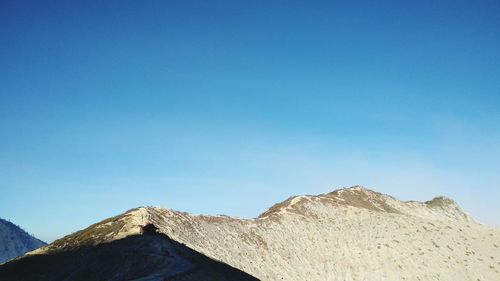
[1,0,499,242]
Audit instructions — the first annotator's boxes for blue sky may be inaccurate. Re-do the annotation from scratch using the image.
[1,1,499,242]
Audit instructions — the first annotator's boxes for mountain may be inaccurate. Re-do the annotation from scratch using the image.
[0,218,46,264]
[1,186,499,281]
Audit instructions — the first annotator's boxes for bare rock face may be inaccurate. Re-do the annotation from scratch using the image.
[0,218,46,264]
[2,186,500,281]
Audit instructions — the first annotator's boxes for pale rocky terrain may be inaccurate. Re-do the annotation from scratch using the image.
[0,218,46,264]
[2,186,500,281]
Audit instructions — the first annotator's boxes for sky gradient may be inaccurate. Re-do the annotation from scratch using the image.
[1,0,500,242]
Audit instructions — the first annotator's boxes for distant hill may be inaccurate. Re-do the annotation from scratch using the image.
[0,218,46,264]
[1,186,499,280]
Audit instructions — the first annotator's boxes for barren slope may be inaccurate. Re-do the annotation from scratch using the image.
[3,186,500,281]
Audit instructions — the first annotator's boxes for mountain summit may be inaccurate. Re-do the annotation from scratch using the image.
[1,186,499,281]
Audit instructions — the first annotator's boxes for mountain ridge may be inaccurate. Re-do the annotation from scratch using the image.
[31,186,474,254]
[3,186,500,281]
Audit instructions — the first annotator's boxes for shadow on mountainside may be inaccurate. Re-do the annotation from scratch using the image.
[0,226,259,281]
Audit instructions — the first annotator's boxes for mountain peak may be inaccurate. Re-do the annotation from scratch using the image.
[258,186,470,221]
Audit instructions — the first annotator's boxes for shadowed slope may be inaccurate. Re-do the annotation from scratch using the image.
[0,218,46,264]
[0,229,259,281]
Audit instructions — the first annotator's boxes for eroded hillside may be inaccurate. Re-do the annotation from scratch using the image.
[3,186,500,281]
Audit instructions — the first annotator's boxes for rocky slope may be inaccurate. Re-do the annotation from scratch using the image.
[1,186,500,281]
[0,218,46,264]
